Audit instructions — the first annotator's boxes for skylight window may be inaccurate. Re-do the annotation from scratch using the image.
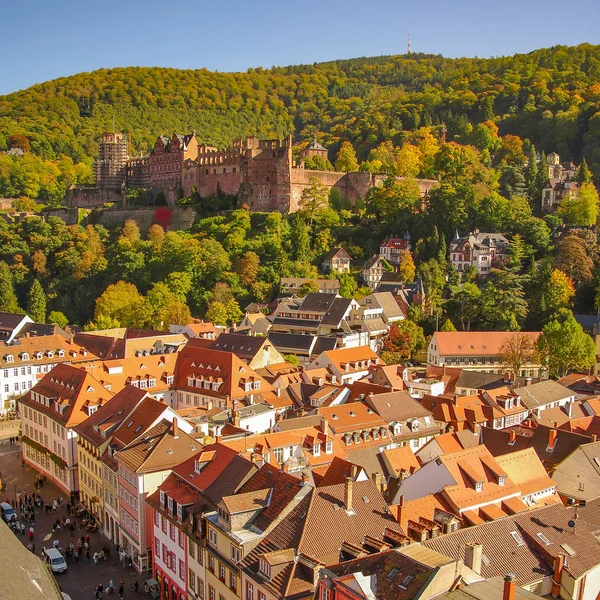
[536,533,552,546]
[510,531,525,546]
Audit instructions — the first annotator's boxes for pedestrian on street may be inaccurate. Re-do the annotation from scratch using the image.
[86,534,91,545]
[86,548,90,560]
[93,551,99,564]
[118,580,124,600]
[98,583,104,599]
[108,580,114,595]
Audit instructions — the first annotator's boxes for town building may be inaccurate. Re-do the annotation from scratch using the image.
[542,180,580,213]
[19,364,113,493]
[322,247,352,273]
[114,418,198,571]
[379,233,412,265]
[0,334,99,414]
[209,333,285,370]
[427,331,543,376]
[0,311,33,343]
[306,346,381,385]
[279,277,341,295]
[362,255,387,289]
[449,231,509,275]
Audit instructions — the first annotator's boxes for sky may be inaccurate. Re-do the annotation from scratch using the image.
[2,0,600,96]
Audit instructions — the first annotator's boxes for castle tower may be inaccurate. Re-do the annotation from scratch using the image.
[95,132,128,188]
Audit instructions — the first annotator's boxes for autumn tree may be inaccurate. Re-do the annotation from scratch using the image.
[556,236,594,283]
[236,251,261,287]
[499,333,537,376]
[8,133,30,153]
[27,279,47,323]
[397,250,416,283]
[380,321,426,363]
[543,269,575,316]
[48,311,69,329]
[335,141,359,173]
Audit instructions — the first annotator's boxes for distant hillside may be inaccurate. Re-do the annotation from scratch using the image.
[2,44,600,169]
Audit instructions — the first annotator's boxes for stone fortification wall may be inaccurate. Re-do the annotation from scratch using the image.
[66,186,124,208]
[95,207,196,232]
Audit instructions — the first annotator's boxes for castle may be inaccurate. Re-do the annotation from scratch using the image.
[84,132,438,213]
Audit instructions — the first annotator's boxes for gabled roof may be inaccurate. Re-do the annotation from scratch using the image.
[551,440,600,501]
[210,333,267,360]
[318,402,387,434]
[116,418,199,473]
[323,247,351,262]
[513,380,574,410]
[423,513,552,585]
[18,363,113,427]
[363,255,384,270]
[73,385,149,447]
[111,395,169,448]
[298,293,338,313]
[0,312,28,333]
[365,390,433,424]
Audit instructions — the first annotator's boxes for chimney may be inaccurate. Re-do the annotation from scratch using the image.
[233,410,240,428]
[548,429,558,450]
[525,377,532,386]
[351,464,358,479]
[172,417,179,438]
[504,371,511,383]
[565,402,573,418]
[509,430,517,444]
[215,435,222,444]
[248,394,254,405]
[503,573,516,600]
[592,434,598,443]
[398,495,405,507]
[551,554,565,598]
[344,477,353,512]
[372,472,382,490]
[276,387,281,397]
[464,543,483,575]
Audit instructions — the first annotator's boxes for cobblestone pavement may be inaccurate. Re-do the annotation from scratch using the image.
[0,439,146,600]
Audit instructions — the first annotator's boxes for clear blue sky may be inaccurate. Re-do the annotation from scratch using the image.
[2,0,600,96]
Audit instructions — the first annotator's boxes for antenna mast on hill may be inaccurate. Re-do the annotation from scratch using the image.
[407,33,411,55]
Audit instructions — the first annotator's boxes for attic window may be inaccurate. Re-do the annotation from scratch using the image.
[536,533,552,546]
[5,354,13,363]
[259,558,270,578]
[498,475,506,486]
[400,575,414,589]
[57,350,65,357]
[47,351,54,358]
[510,531,525,546]
[387,568,399,581]
[20,353,29,361]
[475,481,483,492]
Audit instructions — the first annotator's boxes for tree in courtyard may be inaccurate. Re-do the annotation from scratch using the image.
[26,279,46,323]
[499,333,537,376]
[578,158,592,184]
[0,261,20,313]
[537,310,596,377]
[335,141,359,173]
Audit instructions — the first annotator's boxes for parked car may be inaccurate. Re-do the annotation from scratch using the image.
[0,502,16,523]
[44,547,67,573]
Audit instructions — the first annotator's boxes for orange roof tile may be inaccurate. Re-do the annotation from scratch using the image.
[433,331,541,357]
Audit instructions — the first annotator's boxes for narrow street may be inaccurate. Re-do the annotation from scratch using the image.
[1,437,144,600]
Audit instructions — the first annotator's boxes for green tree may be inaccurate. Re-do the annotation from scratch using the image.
[26,279,46,323]
[283,354,300,367]
[447,283,481,331]
[299,281,319,296]
[578,158,592,184]
[93,281,144,328]
[440,318,457,332]
[538,311,596,377]
[205,298,243,326]
[0,261,20,313]
[337,272,358,299]
[335,141,360,173]
[298,176,329,227]
[558,182,599,226]
[47,310,69,329]
[480,269,528,330]
[543,269,575,316]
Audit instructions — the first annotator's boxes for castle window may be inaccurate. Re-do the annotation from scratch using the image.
[223,168,227,174]
[266,177,270,182]
[206,169,209,175]
[233,168,236,173]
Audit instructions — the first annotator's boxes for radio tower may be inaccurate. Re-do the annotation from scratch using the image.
[407,33,411,54]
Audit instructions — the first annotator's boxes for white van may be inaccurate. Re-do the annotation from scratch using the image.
[44,547,67,573]
[0,501,16,522]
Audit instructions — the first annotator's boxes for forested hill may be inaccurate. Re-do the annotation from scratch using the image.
[2,44,600,169]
